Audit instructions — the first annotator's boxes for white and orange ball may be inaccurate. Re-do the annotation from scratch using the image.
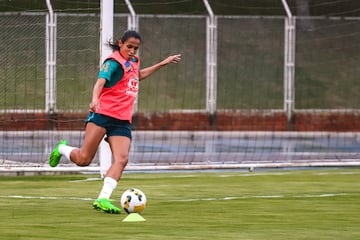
[120,188,147,214]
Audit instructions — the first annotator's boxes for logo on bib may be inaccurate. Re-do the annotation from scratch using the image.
[126,77,139,97]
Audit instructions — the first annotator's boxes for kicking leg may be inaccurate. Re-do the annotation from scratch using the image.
[49,122,105,167]
[93,136,131,214]
[68,122,105,166]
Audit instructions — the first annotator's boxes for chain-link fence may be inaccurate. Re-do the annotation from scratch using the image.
[1,12,359,172]
[1,13,359,112]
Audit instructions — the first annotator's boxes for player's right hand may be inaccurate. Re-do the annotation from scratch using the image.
[89,100,99,112]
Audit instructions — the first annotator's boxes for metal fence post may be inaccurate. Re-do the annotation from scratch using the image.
[125,0,138,31]
[284,17,296,123]
[125,0,140,113]
[203,0,217,114]
[45,0,57,113]
[281,0,296,124]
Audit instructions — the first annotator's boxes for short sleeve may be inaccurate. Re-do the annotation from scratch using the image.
[98,59,123,82]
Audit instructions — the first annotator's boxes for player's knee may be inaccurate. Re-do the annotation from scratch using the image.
[114,154,128,167]
[77,161,91,167]
[76,152,93,166]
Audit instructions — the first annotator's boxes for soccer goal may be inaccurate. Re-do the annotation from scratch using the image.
[1,0,360,176]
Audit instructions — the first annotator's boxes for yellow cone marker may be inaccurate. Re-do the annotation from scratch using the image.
[122,213,146,222]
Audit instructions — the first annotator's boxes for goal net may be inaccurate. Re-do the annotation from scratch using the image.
[0,0,359,175]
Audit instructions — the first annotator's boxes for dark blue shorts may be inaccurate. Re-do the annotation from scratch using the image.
[86,112,132,140]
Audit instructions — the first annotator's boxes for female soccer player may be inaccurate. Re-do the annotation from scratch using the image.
[49,30,181,214]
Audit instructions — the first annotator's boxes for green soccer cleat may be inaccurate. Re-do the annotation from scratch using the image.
[49,140,67,167]
[93,198,121,214]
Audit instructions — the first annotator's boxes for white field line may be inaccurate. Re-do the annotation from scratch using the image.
[0,193,351,202]
[120,171,360,180]
[167,193,350,202]
[0,195,95,201]
[69,177,102,182]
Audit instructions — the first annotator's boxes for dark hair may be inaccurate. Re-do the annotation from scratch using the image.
[106,30,142,51]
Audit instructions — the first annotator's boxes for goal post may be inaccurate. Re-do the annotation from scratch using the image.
[98,0,140,178]
[99,0,114,178]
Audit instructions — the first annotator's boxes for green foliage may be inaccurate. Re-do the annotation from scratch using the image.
[0,168,359,240]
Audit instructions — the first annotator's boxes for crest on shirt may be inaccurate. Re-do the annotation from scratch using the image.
[126,77,139,97]
[125,61,132,72]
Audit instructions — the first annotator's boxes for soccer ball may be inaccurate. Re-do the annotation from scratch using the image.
[120,188,147,214]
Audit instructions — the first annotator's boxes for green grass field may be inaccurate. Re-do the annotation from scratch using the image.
[0,168,359,240]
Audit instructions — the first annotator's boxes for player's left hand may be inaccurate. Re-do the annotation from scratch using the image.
[163,54,181,65]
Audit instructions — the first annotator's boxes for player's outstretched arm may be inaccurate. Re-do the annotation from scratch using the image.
[139,54,181,81]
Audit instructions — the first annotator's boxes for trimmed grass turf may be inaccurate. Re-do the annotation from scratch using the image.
[0,168,359,240]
